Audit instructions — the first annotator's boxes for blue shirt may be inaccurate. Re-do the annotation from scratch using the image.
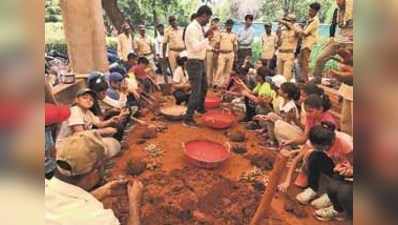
[106,87,120,100]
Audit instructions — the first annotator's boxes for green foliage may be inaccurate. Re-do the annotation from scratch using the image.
[117,0,200,26]
[45,23,117,55]
[45,0,63,23]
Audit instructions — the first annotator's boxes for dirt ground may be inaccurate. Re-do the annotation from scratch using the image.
[107,92,350,225]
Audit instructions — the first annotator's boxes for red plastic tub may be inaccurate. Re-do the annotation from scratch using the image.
[183,140,231,169]
[204,96,221,109]
[201,110,235,129]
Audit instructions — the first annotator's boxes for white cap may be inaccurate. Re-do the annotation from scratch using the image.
[271,74,287,88]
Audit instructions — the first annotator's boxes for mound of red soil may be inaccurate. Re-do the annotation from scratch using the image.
[247,153,275,171]
[139,167,263,225]
[141,127,157,139]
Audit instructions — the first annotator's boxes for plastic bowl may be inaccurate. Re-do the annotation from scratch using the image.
[204,96,222,109]
[183,140,230,169]
[201,110,235,129]
[159,105,187,121]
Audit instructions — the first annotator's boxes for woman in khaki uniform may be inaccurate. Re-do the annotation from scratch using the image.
[213,19,238,88]
[277,14,301,81]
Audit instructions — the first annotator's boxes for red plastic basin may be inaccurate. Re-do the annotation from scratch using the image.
[204,96,221,109]
[184,140,230,169]
[201,110,235,129]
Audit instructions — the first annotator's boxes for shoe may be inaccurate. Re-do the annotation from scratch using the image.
[183,119,198,128]
[196,108,207,114]
[296,187,317,205]
[239,117,251,123]
[311,194,332,209]
[314,206,344,221]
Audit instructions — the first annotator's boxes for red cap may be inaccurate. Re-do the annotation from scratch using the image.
[45,103,71,126]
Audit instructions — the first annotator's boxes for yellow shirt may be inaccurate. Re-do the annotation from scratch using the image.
[164,26,185,50]
[217,31,237,52]
[117,33,133,61]
[134,35,153,56]
[302,16,320,49]
[261,33,277,59]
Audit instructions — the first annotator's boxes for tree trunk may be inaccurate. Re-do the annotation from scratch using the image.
[153,0,158,37]
[60,0,109,74]
[283,0,290,16]
[102,0,125,32]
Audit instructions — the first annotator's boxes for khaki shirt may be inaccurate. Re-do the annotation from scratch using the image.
[278,25,300,52]
[261,33,277,59]
[117,33,133,61]
[134,35,153,56]
[302,16,320,49]
[164,26,185,50]
[217,31,237,52]
[185,19,211,60]
[209,29,221,48]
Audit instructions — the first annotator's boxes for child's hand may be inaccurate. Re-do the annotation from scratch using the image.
[278,182,290,193]
[253,115,268,121]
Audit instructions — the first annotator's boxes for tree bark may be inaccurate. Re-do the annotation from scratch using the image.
[102,0,125,33]
[60,0,109,74]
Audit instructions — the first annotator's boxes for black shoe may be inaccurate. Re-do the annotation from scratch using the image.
[239,117,251,123]
[196,108,207,114]
[183,119,198,128]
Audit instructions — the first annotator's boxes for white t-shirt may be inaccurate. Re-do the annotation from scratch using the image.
[56,106,100,145]
[173,66,189,85]
[280,100,299,120]
[45,177,120,225]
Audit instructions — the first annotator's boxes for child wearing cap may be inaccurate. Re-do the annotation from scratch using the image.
[56,88,122,158]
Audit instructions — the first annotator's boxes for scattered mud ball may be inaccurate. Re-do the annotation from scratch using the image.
[284,197,307,218]
[142,127,158,139]
[126,159,147,176]
[245,121,260,130]
[136,139,147,145]
[232,143,248,154]
[252,181,266,192]
[247,154,275,171]
[227,130,246,142]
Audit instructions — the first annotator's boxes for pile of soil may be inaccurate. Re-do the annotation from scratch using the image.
[246,153,275,171]
[231,143,248,154]
[141,127,158,139]
[227,130,246,142]
[284,196,308,218]
[126,159,147,176]
[139,166,264,225]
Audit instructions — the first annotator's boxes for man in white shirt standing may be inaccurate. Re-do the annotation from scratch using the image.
[183,5,214,127]
[237,14,255,70]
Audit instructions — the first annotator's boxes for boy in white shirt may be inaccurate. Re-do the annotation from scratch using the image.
[172,56,191,105]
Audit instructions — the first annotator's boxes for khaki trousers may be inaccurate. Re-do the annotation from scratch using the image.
[277,52,295,80]
[168,50,180,74]
[313,39,341,81]
[214,52,234,87]
[339,83,353,135]
[298,48,312,82]
[274,120,303,144]
[206,51,217,86]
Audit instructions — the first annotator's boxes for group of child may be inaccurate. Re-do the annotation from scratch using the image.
[45,45,353,222]
[212,57,353,222]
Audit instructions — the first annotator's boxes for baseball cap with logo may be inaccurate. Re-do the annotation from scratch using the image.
[56,131,106,177]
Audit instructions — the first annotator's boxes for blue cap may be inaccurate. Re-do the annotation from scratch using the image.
[108,72,124,82]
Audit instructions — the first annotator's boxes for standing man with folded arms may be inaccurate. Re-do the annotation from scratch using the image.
[163,16,186,74]
[237,14,255,70]
[183,5,214,128]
